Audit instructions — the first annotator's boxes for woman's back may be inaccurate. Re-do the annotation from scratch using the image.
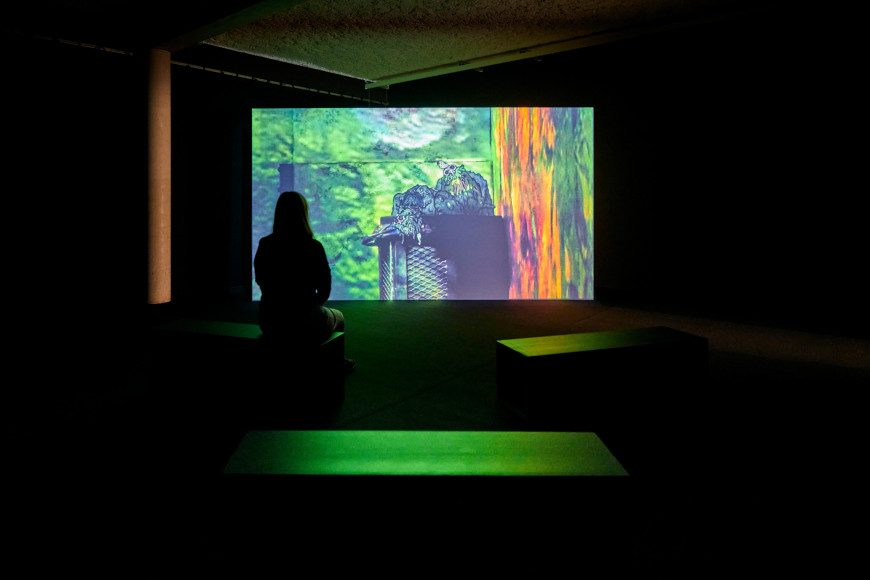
[255,233,330,307]
[254,191,347,354]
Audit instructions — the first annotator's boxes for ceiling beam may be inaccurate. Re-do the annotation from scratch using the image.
[156,0,309,52]
[365,7,763,89]
[364,32,620,90]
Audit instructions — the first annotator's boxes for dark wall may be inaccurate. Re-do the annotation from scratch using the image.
[386,13,861,333]
[10,36,148,327]
[9,10,863,336]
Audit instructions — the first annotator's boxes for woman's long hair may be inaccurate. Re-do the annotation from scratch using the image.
[272,191,314,239]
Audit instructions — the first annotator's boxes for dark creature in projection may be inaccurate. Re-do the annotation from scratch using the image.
[362,161,495,246]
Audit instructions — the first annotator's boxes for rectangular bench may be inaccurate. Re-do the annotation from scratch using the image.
[496,326,708,428]
[496,327,707,476]
[152,317,342,346]
[218,430,631,560]
[223,430,628,477]
[150,318,345,426]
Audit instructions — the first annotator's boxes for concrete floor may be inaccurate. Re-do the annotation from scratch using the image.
[7,298,867,575]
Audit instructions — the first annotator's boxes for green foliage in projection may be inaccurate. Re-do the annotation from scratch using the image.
[251,109,285,239]
[252,108,493,300]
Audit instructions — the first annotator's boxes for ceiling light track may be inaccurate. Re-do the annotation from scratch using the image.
[21,33,386,105]
[172,60,388,105]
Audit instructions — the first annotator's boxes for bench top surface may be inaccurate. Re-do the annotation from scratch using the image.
[223,430,628,477]
[155,318,264,339]
[497,326,704,357]
[153,318,342,344]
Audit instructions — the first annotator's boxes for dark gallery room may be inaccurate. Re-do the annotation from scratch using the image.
[5,1,866,575]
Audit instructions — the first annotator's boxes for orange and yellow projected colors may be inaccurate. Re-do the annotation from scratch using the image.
[493,107,593,299]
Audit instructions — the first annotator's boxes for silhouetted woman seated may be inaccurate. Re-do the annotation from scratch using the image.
[255,191,354,372]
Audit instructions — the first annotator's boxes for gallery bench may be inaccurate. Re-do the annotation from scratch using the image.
[217,430,632,567]
[150,318,345,426]
[221,430,628,502]
[495,326,708,476]
[222,429,628,477]
[496,326,708,427]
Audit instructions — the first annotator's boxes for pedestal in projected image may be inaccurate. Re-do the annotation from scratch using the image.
[373,215,511,300]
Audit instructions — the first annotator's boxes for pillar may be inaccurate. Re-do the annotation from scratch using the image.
[147,48,171,304]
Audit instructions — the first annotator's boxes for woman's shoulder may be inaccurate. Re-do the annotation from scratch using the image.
[258,232,277,243]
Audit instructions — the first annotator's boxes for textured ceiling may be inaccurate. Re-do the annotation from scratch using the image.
[8,0,768,88]
[205,0,764,86]
[203,0,759,87]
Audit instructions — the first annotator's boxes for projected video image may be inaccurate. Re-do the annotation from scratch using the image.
[252,107,593,300]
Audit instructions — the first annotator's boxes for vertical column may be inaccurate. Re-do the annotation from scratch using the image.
[148,48,171,304]
[391,241,408,300]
